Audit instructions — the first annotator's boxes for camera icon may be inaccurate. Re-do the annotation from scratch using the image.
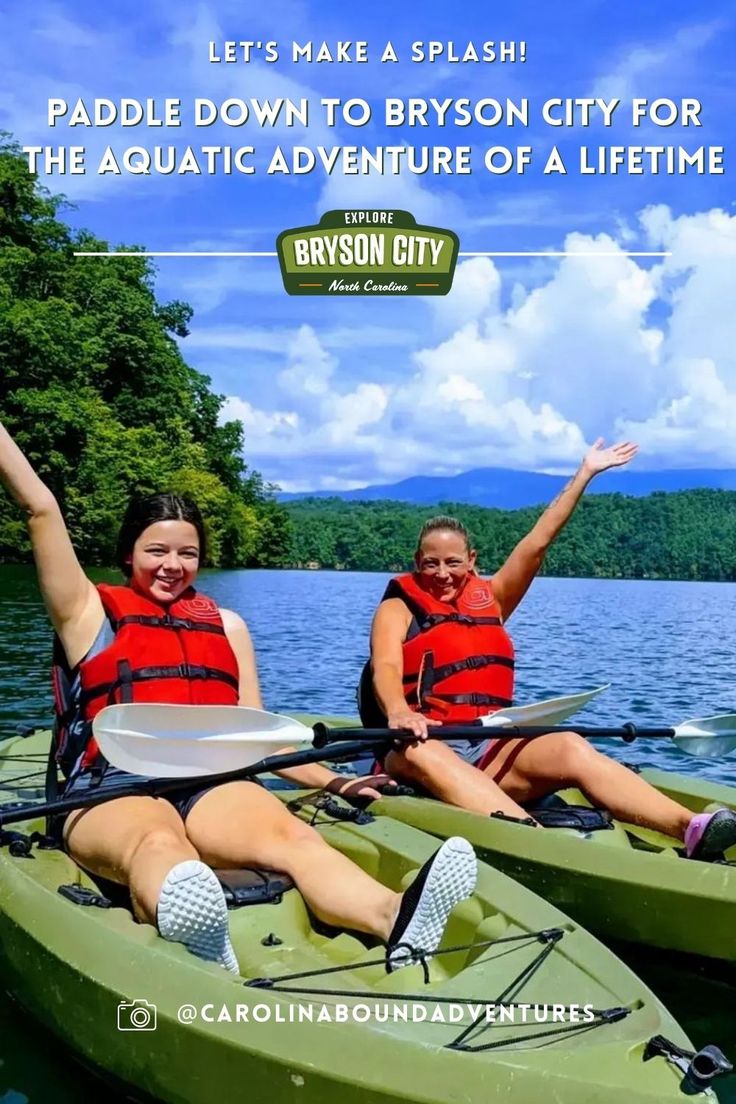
[117,999,157,1031]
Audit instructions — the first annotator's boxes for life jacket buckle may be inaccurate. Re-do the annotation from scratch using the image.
[164,616,190,631]
[178,663,208,679]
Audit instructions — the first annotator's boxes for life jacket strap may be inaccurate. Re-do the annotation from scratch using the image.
[81,664,240,707]
[417,648,514,704]
[408,652,515,686]
[110,614,227,636]
[417,613,502,632]
[426,692,514,708]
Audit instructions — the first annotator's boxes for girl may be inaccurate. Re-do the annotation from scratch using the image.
[0,421,476,974]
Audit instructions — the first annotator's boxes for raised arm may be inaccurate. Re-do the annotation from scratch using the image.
[0,421,100,659]
[492,439,638,621]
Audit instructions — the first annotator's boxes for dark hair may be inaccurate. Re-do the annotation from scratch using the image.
[416,515,472,555]
[116,493,207,576]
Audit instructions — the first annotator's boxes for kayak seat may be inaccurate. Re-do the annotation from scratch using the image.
[523,793,614,832]
[75,867,295,913]
[216,868,295,908]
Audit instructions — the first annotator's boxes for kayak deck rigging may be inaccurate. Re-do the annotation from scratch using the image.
[246,924,635,1052]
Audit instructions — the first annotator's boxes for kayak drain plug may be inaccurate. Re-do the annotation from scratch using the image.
[644,1035,732,1092]
[261,933,283,947]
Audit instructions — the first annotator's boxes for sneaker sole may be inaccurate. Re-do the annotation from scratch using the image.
[157,860,240,974]
[389,837,477,968]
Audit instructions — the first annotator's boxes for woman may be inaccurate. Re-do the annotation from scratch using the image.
[0,421,477,973]
[365,439,736,860]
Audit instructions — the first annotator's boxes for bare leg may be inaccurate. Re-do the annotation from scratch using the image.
[384,738,533,819]
[490,732,694,838]
[184,781,400,939]
[64,797,199,923]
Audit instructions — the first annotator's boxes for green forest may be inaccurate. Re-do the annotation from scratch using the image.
[0,134,290,568]
[285,491,736,581]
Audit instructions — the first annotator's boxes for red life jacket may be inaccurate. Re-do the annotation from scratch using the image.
[52,584,240,777]
[382,572,514,723]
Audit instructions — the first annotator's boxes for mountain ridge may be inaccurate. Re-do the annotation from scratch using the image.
[279,468,736,510]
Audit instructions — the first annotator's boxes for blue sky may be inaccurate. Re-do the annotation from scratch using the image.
[1,0,735,490]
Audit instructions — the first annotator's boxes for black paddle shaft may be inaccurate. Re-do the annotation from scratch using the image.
[0,738,392,829]
[312,722,677,748]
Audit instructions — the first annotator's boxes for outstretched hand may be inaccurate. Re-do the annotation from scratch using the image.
[582,438,638,476]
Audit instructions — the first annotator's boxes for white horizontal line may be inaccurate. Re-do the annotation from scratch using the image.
[74,248,672,259]
[73,250,279,257]
[459,251,672,257]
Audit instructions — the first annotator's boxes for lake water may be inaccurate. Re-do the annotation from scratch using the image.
[1,566,735,1101]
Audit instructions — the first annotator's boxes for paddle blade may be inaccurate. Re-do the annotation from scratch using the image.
[94,704,314,777]
[479,686,610,729]
[673,714,736,759]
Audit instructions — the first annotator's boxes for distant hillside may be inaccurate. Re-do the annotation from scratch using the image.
[279,468,736,510]
[284,489,736,580]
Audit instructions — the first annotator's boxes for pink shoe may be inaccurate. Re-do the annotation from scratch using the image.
[684,809,736,860]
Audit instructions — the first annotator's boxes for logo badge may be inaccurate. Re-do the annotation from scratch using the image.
[178,595,220,621]
[464,585,493,610]
[277,210,458,296]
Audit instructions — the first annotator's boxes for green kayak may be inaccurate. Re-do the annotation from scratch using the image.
[359,752,736,965]
[0,731,728,1103]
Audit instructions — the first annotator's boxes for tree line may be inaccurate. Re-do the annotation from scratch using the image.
[0,134,291,567]
[284,491,736,580]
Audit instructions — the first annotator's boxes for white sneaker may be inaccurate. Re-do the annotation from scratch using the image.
[157,860,239,974]
[387,837,477,970]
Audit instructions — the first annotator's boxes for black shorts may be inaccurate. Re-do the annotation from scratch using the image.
[61,765,216,826]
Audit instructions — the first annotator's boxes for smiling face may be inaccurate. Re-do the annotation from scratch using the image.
[415,529,477,603]
[127,520,201,604]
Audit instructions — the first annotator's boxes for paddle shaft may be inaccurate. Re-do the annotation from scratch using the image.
[0,738,390,828]
[312,722,676,747]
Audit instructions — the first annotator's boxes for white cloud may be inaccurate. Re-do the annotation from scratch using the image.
[592,20,724,105]
[430,256,501,331]
[280,324,336,397]
[221,396,300,435]
[220,326,394,490]
[183,322,414,351]
[614,206,736,461]
[217,206,736,490]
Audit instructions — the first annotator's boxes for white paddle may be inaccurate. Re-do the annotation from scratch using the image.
[478,685,609,727]
[93,704,313,778]
[93,688,607,778]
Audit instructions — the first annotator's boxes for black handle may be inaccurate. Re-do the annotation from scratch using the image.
[312,723,677,745]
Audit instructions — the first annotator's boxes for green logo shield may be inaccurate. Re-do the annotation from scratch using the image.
[277,210,459,296]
